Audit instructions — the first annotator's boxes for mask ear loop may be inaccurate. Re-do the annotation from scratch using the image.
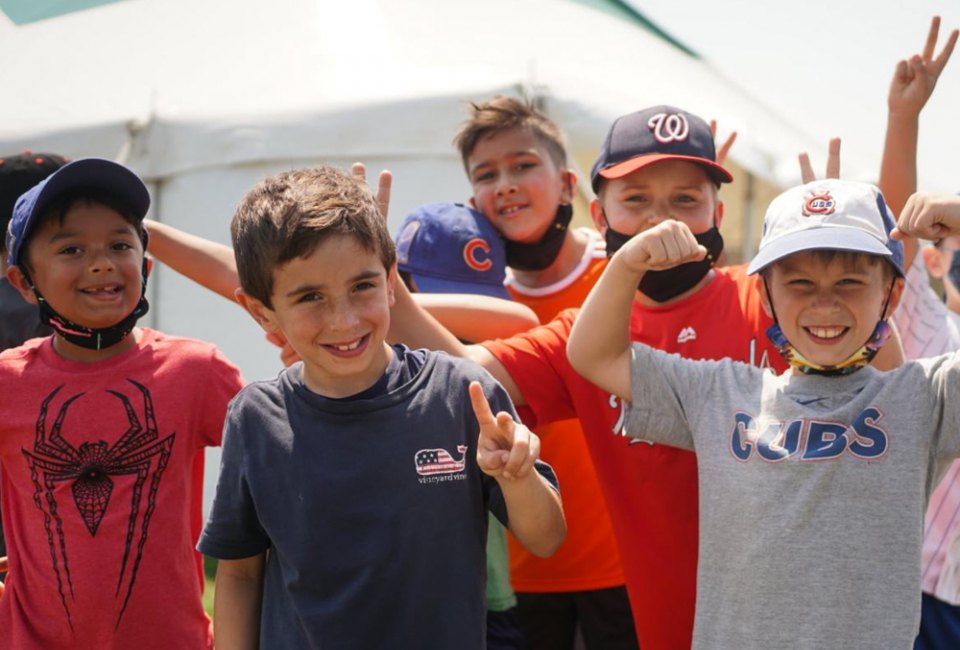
[762,276,780,324]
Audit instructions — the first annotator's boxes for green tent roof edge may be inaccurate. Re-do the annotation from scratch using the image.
[568,0,699,58]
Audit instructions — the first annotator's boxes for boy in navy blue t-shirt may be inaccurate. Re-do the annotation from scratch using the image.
[199,166,565,649]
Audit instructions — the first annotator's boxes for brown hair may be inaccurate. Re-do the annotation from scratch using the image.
[761,250,897,284]
[453,96,568,171]
[230,166,395,307]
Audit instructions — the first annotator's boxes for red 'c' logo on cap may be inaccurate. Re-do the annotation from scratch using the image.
[647,113,690,144]
[802,190,836,217]
[463,238,493,271]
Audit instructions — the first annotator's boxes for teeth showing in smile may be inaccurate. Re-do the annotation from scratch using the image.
[500,205,524,215]
[333,339,362,352]
[82,285,121,295]
[807,326,845,340]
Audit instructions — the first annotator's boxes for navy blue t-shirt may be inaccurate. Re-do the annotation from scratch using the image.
[199,345,557,649]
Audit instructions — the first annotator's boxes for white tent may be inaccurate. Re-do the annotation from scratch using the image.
[1,0,860,369]
[1,0,861,508]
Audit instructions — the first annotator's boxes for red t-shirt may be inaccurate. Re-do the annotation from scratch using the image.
[503,233,625,592]
[0,329,243,650]
[485,265,786,650]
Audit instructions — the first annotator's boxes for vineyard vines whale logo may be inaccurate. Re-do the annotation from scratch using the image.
[647,112,689,144]
[415,445,468,476]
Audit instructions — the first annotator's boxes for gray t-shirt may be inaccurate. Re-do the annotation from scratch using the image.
[626,344,960,650]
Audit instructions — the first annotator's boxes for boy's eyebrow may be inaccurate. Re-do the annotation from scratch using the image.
[469,149,542,172]
[283,269,384,298]
[47,226,138,243]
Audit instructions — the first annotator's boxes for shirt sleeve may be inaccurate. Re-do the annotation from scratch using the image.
[925,352,960,466]
[624,343,718,451]
[481,309,581,429]
[197,397,270,559]
[193,346,245,449]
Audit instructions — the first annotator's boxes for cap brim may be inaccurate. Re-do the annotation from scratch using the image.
[32,158,150,223]
[599,154,734,184]
[411,273,511,300]
[746,227,892,275]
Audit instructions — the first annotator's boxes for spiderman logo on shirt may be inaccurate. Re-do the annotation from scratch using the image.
[21,380,175,629]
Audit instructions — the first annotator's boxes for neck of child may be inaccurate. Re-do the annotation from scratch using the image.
[509,228,588,288]
[632,268,717,308]
[301,341,394,399]
[52,328,141,363]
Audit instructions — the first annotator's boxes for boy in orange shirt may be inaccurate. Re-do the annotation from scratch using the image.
[455,97,634,649]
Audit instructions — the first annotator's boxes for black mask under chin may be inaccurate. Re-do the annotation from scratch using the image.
[605,224,724,303]
[504,203,574,271]
[27,259,150,351]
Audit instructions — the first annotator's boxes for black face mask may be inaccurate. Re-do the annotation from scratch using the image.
[604,223,724,303]
[504,203,574,271]
[26,258,150,351]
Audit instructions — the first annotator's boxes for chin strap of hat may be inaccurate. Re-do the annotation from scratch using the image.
[21,259,150,351]
[762,278,895,377]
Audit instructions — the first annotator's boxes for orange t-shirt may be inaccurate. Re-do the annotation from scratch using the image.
[502,230,624,592]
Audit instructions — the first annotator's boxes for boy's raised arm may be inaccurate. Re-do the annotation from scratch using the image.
[213,553,266,650]
[878,16,957,268]
[469,382,565,558]
[569,220,706,401]
[145,219,241,302]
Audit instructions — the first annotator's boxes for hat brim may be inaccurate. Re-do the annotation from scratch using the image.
[411,273,511,300]
[31,158,150,224]
[746,226,892,275]
[598,154,733,185]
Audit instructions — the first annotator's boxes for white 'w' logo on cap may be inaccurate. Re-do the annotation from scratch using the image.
[648,112,689,144]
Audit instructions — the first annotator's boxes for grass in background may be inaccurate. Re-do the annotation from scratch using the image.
[203,555,217,616]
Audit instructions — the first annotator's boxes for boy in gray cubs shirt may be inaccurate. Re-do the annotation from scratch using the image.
[568,178,960,649]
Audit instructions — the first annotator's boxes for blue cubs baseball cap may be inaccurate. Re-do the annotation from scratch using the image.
[395,202,510,299]
[6,158,150,268]
[747,179,904,277]
[591,105,733,193]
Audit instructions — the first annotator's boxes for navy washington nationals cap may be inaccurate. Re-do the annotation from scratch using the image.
[591,105,733,192]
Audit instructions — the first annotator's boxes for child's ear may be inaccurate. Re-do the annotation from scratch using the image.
[235,289,280,334]
[561,170,578,203]
[386,263,398,307]
[589,198,607,234]
[885,276,907,317]
[714,201,725,229]
[922,245,947,279]
[468,196,478,210]
[6,265,38,305]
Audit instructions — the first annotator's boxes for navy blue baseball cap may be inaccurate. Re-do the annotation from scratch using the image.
[395,202,510,299]
[591,105,733,192]
[6,158,150,267]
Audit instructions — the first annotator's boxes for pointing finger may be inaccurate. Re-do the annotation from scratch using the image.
[468,381,496,428]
